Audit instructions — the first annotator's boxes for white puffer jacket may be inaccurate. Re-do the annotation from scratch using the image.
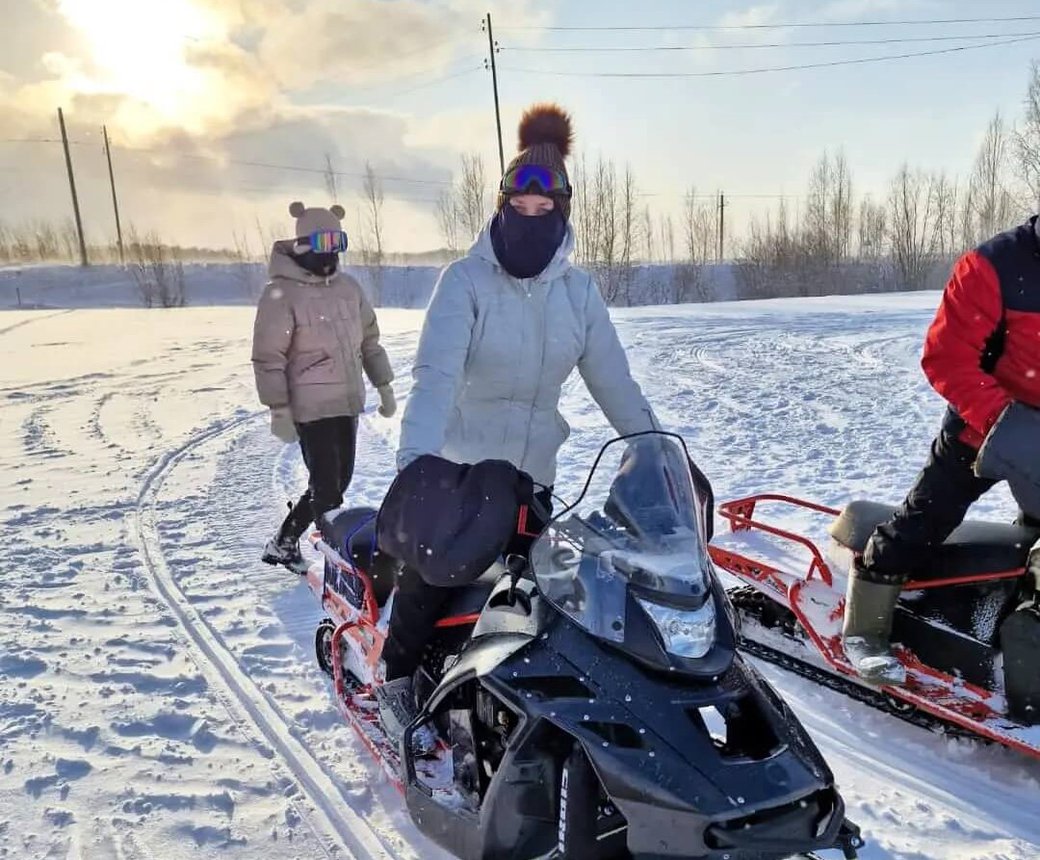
[397,221,658,486]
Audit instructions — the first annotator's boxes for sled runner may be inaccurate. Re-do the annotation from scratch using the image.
[709,493,1040,761]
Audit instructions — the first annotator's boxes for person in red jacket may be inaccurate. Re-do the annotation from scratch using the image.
[842,216,1040,685]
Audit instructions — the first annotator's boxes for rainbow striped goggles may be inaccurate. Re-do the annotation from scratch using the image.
[294,230,349,254]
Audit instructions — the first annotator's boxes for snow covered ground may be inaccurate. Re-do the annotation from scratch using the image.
[1,294,1038,859]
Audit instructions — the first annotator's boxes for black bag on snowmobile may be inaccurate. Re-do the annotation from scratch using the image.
[377,455,534,587]
[1001,603,1040,725]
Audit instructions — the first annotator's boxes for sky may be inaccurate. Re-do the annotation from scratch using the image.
[1,0,1039,255]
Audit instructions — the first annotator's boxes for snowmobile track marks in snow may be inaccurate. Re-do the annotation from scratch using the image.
[132,411,396,860]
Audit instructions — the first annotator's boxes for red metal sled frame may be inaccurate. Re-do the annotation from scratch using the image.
[710,495,1039,760]
[307,531,481,793]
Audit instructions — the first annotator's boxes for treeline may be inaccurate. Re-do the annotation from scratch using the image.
[434,62,1040,304]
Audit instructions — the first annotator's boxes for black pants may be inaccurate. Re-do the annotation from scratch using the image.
[381,489,552,681]
[277,415,358,543]
[862,426,1036,582]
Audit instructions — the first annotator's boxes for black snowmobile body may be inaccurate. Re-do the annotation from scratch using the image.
[306,434,862,859]
[404,576,859,860]
[398,434,860,860]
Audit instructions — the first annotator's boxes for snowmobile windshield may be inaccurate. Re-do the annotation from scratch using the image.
[530,433,716,651]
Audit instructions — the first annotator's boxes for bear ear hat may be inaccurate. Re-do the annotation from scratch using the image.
[517,103,573,157]
[289,201,306,217]
[330,204,345,219]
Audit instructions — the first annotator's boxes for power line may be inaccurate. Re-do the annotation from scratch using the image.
[344,36,462,78]
[500,33,1040,78]
[372,62,483,102]
[641,191,805,199]
[0,137,90,145]
[498,14,1040,32]
[113,146,454,186]
[503,30,1031,52]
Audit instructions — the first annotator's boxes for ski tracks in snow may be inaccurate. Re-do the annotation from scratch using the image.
[131,411,400,860]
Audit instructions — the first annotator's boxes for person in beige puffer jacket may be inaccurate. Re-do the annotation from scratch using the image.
[252,201,395,573]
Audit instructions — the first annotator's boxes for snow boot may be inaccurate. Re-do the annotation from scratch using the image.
[841,569,906,686]
[261,534,308,575]
[374,677,437,756]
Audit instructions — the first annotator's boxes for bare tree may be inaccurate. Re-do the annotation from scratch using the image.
[888,164,938,290]
[597,158,619,276]
[618,165,639,304]
[126,226,187,308]
[804,149,853,264]
[436,188,462,256]
[831,150,854,261]
[674,187,716,302]
[641,205,655,263]
[457,154,488,240]
[1016,61,1040,211]
[804,152,832,262]
[659,213,675,264]
[686,189,717,264]
[966,112,1017,244]
[857,196,887,260]
[361,162,385,304]
[929,172,960,258]
[573,153,597,265]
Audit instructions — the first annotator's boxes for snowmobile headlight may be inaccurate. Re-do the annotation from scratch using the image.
[636,597,715,659]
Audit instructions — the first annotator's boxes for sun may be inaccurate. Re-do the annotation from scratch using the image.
[57,0,224,124]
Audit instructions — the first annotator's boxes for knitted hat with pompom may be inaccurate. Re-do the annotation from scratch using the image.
[496,103,574,221]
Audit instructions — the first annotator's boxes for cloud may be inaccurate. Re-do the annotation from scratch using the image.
[0,0,551,251]
[718,3,783,28]
[252,0,469,90]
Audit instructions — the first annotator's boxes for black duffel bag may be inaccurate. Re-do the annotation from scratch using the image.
[377,455,535,587]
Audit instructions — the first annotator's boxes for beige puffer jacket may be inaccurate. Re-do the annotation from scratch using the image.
[251,242,393,424]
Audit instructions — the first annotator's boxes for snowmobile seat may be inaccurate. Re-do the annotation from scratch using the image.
[441,563,506,621]
[321,507,400,607]
[321,507,503,620]
[830,500,1039,580]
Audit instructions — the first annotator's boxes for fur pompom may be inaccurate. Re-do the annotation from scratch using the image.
[517,103,573,157]
[289,201,306,217]
[329,204,345,219]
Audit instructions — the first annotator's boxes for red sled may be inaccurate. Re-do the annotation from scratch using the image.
[301,508,494,794]
[708,493,1040,761]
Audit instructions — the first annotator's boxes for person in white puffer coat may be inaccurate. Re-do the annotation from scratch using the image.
[376,103,659,747]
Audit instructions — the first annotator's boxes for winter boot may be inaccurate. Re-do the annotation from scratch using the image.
[374,677,437,756]
[261,534,308,575]
[841,567,906,685]
[262,499,311,575]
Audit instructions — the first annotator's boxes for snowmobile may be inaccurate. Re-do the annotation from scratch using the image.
[302,433,863,859]
[708,490,1040,760]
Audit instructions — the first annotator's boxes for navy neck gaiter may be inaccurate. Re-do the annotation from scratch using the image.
[294,250,338,277]
[490,205,566,279]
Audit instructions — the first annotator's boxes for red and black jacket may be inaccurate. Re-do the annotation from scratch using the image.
[921,215,1040,449]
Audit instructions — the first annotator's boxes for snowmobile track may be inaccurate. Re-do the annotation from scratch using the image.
[0,309,72,337]
[132,412,397,860]
[728,586,980,740]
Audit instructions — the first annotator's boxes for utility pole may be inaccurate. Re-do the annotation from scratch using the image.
[58,107,88,267]
[717,191,726,262]
[483,12,505,175]
[103,125,125,265]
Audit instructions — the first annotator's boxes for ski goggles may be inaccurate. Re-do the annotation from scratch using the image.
[294,229,349,254]
[499,163,571,198]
